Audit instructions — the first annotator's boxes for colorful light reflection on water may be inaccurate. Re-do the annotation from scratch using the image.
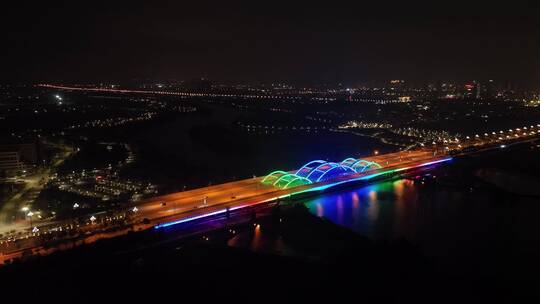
[304,179,419,240]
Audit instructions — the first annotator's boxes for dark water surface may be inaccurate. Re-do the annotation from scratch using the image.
[302,152,540,265]
[304,178,498,258]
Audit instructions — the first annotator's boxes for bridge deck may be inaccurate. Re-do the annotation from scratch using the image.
[138,150,441,227]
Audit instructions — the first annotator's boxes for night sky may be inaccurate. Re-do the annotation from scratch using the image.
[2,1,539,86]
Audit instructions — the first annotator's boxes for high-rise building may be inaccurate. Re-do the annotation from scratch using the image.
[0,143,39,164]
[0,142,40,177]
[0,151,24,177]
[484,79,495,99]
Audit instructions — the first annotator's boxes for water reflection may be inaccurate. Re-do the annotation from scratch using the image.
[230,175,539,260]
[367,189,379,223]
[250,224,261,251]
[316,203,324,217]
[305,179,418,240]
[228,224,293,256]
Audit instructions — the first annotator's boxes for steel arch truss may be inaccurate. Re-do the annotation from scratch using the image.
[261,171,312,189]
[261,157,382,189]
[340,158,382,173]
[295,161,356,183]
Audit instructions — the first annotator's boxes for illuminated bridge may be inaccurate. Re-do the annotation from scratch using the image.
[146,151,454,231]
[262,158,383,189]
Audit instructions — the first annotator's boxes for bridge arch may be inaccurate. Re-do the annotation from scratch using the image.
[340,158,359,168]
[262,157,384,188]
[261,170,288,184]
[341,158,383,173]
[296,160,327,177]
[355,160,381,172]
[351,160,372,172]
[316,165,355,182]
[305,162,337,180]
[283,176,312,189]
[273,173,299,187]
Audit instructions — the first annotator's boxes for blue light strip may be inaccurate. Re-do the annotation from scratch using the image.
[154,209,227,229]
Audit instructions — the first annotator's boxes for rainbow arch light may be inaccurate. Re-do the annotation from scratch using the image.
[262,158,382,189]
